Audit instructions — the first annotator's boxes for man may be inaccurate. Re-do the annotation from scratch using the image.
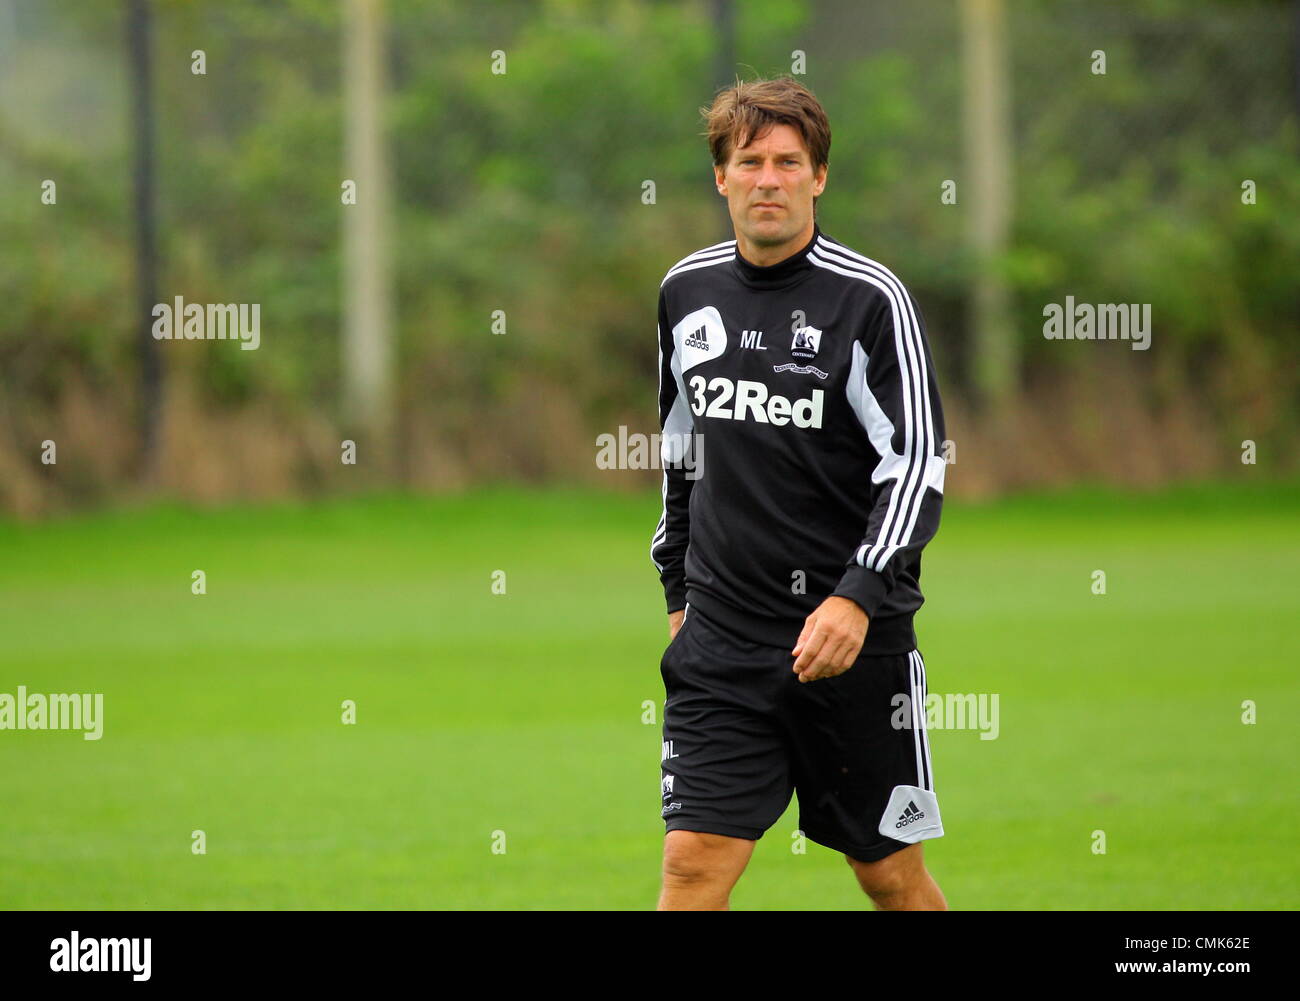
[651,76,949,910]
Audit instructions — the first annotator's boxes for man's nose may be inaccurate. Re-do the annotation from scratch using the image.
[757,159,781,188]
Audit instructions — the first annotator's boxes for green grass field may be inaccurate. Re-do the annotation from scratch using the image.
[1,482,1296,909]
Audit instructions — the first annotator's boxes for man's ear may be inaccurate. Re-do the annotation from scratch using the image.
[814,162,828,197]
[714,164,727,196]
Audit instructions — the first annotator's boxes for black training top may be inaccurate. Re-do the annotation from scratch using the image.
[650,222,947,654]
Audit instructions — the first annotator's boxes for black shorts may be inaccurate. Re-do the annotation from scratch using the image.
[659,602,943,863]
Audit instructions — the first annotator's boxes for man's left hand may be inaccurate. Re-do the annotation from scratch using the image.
[791,596,869,682]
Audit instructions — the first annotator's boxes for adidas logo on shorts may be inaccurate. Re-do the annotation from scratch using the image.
[895,800,925,829]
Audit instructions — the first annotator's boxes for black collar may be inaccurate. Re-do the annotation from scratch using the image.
[731,222,821,290]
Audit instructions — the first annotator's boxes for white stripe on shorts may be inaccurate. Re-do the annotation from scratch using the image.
[909,650,935,792]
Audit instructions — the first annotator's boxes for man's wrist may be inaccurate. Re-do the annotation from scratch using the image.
[827,593,869,618]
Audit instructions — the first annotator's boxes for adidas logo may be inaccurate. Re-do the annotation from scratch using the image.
[894,799,926,829]
[683,325,709,351]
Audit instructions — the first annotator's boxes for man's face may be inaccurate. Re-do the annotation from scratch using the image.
[714,122,827,247]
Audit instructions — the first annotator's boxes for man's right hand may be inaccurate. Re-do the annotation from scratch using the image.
[668,608,685,640]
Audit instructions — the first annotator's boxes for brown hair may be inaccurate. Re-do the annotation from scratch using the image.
[701,75,831,187]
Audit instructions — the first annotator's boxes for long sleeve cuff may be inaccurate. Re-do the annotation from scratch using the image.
[663,576,687,614]
[831,564,889,620]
